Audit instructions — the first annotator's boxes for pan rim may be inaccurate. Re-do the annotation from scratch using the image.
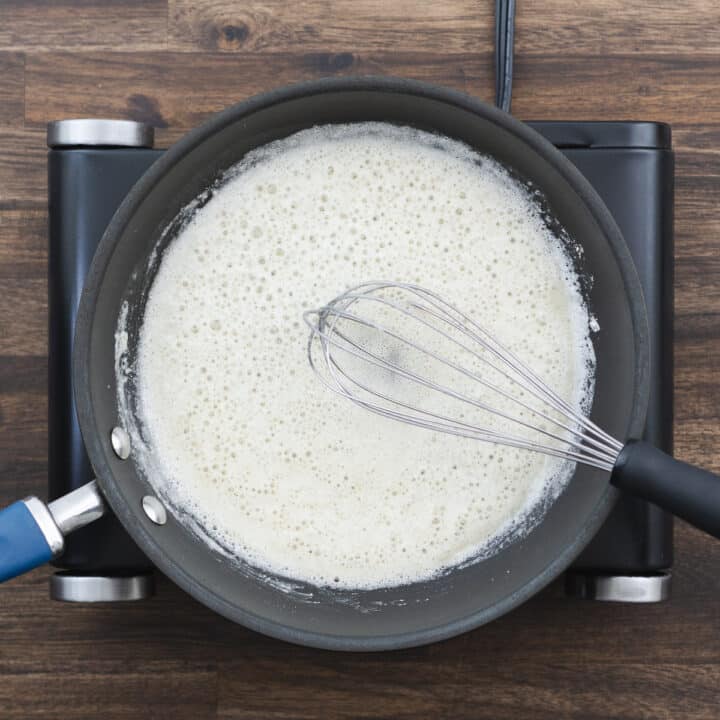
[73,75,650,651]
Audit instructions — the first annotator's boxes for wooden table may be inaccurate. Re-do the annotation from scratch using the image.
[1,1,719,717]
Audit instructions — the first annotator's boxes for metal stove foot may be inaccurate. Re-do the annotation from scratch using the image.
[50,572,155,602]
[564,571,671,602]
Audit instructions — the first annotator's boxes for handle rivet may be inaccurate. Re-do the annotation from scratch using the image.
[142,496,167,525]
[110,427,131,460]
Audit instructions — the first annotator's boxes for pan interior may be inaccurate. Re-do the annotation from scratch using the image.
[120,121,598,594]
[78,80,647,650]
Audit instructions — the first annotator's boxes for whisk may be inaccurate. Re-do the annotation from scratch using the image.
[304,281,720,539]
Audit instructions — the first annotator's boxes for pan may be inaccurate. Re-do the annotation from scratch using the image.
[1,77,718,650]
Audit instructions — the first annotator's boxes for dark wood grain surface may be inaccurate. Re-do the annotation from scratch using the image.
[1,1,720,718]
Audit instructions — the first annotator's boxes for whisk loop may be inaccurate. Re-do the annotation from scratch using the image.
[304,282,623,472]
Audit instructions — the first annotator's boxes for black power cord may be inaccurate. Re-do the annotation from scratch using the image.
[495,0,516,113]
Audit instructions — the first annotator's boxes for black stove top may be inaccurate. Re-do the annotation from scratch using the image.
[47,118,674,604]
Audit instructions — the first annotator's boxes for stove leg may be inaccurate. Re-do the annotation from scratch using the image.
[564,571,671,602]
[50,572,155,602]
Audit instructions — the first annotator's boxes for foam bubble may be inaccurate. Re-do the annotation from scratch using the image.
[127,123,595,589]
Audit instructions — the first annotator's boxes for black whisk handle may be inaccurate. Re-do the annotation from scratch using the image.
[611,439,720,539]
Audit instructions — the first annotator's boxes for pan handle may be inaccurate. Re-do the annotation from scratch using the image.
[612,440,720,539]
[0,481,105,582]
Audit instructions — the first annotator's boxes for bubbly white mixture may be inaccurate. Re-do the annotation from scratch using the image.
[129,123,594,589]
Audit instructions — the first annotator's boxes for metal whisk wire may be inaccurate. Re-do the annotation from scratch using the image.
[303,282,623,472]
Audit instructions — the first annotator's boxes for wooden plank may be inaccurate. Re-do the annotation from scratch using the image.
[24,53,720,144]
[0,278,46,355]
[0,356,46,395]
[673,126,720,178]
[0,671,218,720]
[0,0,168,52]
[167,0,720,56]
[515,0,720,56]
[0,533,714,720]
[169,0,493,54]
[218,662,719,719]
[0,53,24,125]
[676,423,720,475]
[511,55,720,122]
[0,209,46,277]
[23,51,494,143]
[0,389,46,459]
[672,154,720,470]
[0,128,47,209]
[0,565,714,718]
[676,258,720,318]
[0,459,46,505]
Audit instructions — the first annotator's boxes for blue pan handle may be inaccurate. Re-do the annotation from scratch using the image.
[0,481,106,582]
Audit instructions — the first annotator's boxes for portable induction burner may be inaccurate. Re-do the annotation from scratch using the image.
[46,117,673,604]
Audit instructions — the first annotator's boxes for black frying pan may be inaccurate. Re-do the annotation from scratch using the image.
[1,78,718,650]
